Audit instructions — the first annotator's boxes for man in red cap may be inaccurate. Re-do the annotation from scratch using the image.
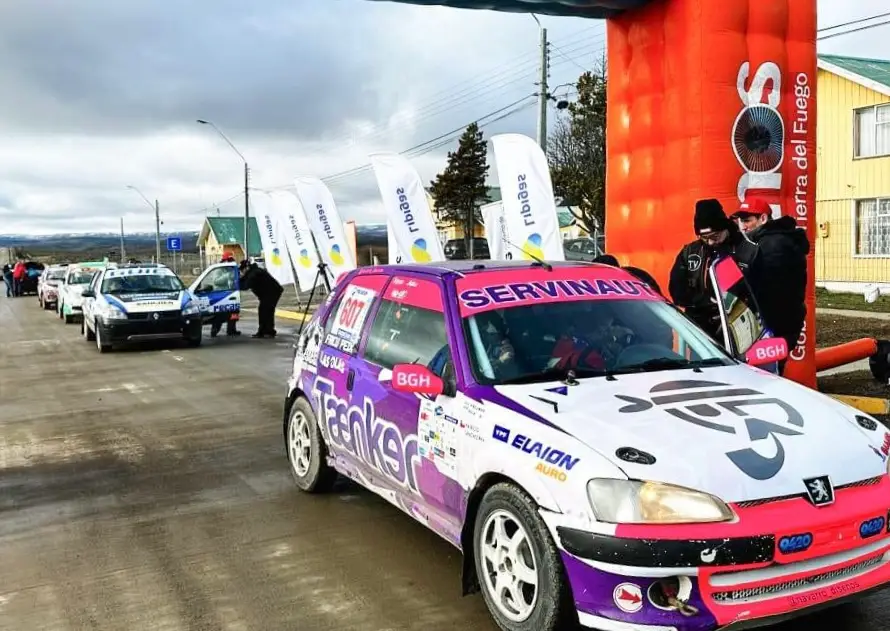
[731,197,810,371]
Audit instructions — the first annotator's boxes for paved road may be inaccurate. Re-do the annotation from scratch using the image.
[1,295,889,631]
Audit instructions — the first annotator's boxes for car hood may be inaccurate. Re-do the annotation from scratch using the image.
[106,291,184,312]
[493,365,888,503]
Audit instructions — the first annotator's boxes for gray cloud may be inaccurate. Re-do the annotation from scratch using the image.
[0,0,390,140]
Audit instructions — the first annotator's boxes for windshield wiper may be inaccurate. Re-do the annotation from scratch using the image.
[612,357,727,375]
[500,366,611,386]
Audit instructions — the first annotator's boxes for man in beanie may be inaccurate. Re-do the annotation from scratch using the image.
[731,197,809,367]
[239,259,283,338]
[669,199,758,339]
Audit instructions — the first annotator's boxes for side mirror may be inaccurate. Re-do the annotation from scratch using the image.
[745,337,788,367]
[81,289,95,298]
[392,363,444,396]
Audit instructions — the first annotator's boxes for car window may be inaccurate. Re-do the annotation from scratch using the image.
[102,271,183,294]
[568,241,582,252]
[363,299,448,371]
[199,267,234,291]
[323,276,387,355]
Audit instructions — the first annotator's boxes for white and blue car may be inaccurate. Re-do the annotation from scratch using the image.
[80,263,203,352]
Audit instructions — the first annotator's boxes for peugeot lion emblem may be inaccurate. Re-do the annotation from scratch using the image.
[152,312,160,321]
[803,475,835,507]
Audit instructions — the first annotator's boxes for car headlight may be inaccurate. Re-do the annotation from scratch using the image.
[587,479,735,525]
[182,302,200,316]
[102,305,127,320]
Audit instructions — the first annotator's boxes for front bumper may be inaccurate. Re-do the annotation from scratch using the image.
[99,311,202,343]
[555,476,890,631]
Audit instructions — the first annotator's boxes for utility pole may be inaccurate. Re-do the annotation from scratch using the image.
[154,199,161,263]
[119,218,126,262]
[536,26,550,151]
[244,162,250,261]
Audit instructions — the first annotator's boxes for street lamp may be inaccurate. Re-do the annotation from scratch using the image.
[126,185,161,262]
[196,119,250,260]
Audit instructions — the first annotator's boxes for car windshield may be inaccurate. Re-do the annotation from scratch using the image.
[46,269,67,281]
[463,298,733,385]
[101,272,183,294]
[67,270,97,285]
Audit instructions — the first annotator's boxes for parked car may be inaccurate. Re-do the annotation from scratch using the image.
[38,264,68,310]
[17,261,45,296]
[444,237,490,260]
[283,258,890,631]
[58,261,111,323]
[81,263,202,352]
[563,237,602,261]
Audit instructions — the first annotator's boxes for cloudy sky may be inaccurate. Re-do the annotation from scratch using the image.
[0,0,887,236]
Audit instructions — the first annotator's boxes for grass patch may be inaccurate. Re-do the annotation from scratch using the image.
[816,287,890,313]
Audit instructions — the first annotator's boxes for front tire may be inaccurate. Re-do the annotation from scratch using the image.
[186,331,202,348]
[82,318,96,342]
[285,397,337,493]
[95,322,111,353]
[473,483,576,631]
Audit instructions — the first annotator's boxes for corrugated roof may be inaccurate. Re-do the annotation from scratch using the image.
[200,216,263,257]
[819,54,890,93]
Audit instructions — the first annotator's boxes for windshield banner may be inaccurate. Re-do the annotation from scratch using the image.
[370,152,445,264]
[253,192,296,288]
[270,190,321,292]
[456,268,660,316]
[294,176,357,283]
[490,133,565,262]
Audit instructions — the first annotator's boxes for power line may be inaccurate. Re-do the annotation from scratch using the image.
[319,28,604,149]
[819,11,890,33]
[818,18,890,41]
[321,95,537,184]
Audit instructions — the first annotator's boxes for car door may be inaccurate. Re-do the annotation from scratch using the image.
[82,270,103,327]
[349,274,464,544]
[709,255,781,373]
[189,263,240,320]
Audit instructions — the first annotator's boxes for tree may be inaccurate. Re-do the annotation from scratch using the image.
[429,122,491,255]
[548,62,607,236]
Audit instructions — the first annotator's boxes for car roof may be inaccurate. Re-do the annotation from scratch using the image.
[373,259,607,278]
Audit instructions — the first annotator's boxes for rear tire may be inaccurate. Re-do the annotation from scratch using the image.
[286,397,337,493]
[473,483,577,631]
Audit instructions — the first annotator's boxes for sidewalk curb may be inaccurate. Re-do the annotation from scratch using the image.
[276,309,309,322]
[817,307,890,321]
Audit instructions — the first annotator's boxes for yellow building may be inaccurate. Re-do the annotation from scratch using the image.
[817,54,890,292]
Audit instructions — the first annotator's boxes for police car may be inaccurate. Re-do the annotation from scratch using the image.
[80,263,202,352]
[285,258,890,631]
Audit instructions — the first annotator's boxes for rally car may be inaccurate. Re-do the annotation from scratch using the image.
[57,260,111,323]
[37,264,68,310]
[284,259,890,631]
[80,263,202,352]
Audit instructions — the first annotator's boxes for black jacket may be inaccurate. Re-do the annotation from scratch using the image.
[746,216,810,348]
[668,226,759,337]
[240,264,283,300]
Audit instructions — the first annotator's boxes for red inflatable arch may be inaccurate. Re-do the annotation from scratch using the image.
[372,0,818,387]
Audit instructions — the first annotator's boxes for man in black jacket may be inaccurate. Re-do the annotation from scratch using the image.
[669,199,759,340]
[731,197,810,364]
[239,260,283,338]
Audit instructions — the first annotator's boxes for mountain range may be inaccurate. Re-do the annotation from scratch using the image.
[0,224,390,253]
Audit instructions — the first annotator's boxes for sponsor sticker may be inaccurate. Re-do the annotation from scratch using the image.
[318,350,346,374]
[613,583,643,613]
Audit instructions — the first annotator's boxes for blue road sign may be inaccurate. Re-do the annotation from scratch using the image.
[166,236,182,252]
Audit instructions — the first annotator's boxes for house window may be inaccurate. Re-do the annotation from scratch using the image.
[854,104,890,158]
[855,198,890,256]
